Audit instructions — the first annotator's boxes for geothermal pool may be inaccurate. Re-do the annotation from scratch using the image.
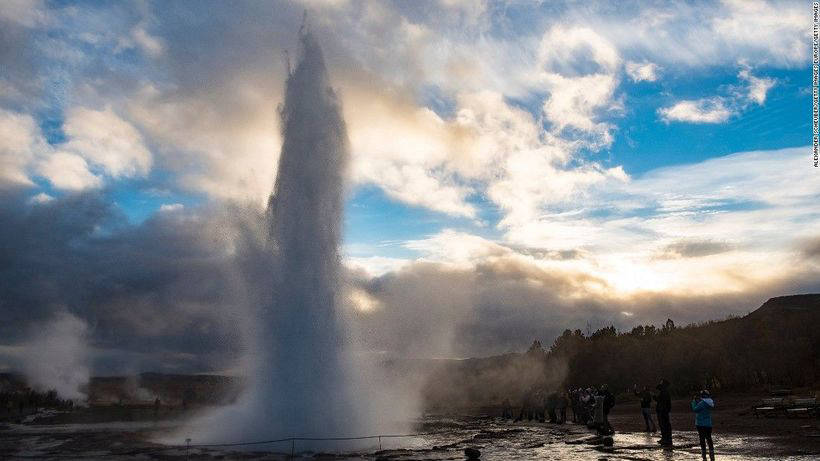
[1,413,815,460]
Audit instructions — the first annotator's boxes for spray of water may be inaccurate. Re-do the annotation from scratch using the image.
[252,26,359,438]
[23,311,90,403]
[176,29,415,449]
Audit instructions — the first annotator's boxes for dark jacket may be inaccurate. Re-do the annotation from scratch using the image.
[601,390,615,413]
[655,382,671,413]
[635,389,652,408]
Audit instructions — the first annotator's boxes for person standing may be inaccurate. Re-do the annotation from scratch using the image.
[501,397,513,419]
[655,379,673,446]
[546,391,557,423]
[592,391,605,434]
[633,384,657,432]
[599,384,615,435]
[515,388,532,422]
[556,391,568,424]
[691,390,715,461]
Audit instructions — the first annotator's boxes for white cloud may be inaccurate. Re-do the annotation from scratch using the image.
[159,203,184,212]
[128,23,165,57]
[404,229,509,266]
[127,83,280,207]
[0,109,48,188]
[625,61,659,82]
[0,0,48,28]
[659,64,776,124]
[658,97,733,123]
[29,192,54,204]
[37,152,102,190]
[738,64,776,105]
[499,146,818,296]
[383,147,818,301]
[711,0,807,66]
[344,88,476,218]
[589,1,809,68]
[345,256,412,277]
[537,25,621,148]
[0,106,152,192]
[62,106,152,178]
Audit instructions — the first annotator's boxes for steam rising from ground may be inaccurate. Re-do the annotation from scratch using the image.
[22,311,90,402]
[179,31,416,447]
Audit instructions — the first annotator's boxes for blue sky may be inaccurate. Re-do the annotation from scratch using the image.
[1,0,819,362]
[344,63,810,264]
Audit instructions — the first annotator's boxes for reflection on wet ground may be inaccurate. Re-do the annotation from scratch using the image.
[1,414,817,460]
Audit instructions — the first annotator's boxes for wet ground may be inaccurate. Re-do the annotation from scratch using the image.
[1,411,818,460]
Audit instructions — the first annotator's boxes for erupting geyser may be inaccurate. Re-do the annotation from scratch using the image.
[255,28,359,438]
[183,29,388,447]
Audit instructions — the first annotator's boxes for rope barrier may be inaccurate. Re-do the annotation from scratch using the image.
[182,429,451,448]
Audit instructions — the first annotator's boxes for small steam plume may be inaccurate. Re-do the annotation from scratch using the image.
[22,311,90,402]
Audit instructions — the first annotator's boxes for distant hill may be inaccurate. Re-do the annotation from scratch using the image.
[745,294,820,319]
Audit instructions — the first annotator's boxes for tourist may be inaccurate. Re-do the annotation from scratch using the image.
[592,390,605,434]
[535,390,545,422]
[655,379,673,446]
[501,397,513,419]
[570,389,580,423]
[580,387,594,425]
[541,391,551,423]
[515,388,533,422]
[599,384,615,435]
[556,391,568,424]
[691,390,715,461]
[633,384,656,432]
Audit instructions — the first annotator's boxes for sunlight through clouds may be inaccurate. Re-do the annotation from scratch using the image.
[0,0,815,366]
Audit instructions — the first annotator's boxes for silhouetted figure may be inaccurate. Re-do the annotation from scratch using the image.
[154,397,161,416]
[546,392,557,423]
[655,379,673,446]
[501,398,513,419]
[580,387,594,425]
[633,384,656,432]
[515,389,533,422]
[534,390,545,422]
[592,391,605,433]
[556,391,568,424]
[692,390,715,461]
[598,385,615,435]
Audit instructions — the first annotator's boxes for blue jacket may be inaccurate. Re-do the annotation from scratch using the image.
[691,398,714,427]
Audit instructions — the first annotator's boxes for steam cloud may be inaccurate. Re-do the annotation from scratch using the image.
[22,311,90,402]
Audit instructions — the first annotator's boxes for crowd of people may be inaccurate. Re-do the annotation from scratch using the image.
[501,385,615,434]
[501,388,570,424]
[501,378,716,461]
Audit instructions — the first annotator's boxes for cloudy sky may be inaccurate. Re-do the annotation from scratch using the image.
[1,0,818,373]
